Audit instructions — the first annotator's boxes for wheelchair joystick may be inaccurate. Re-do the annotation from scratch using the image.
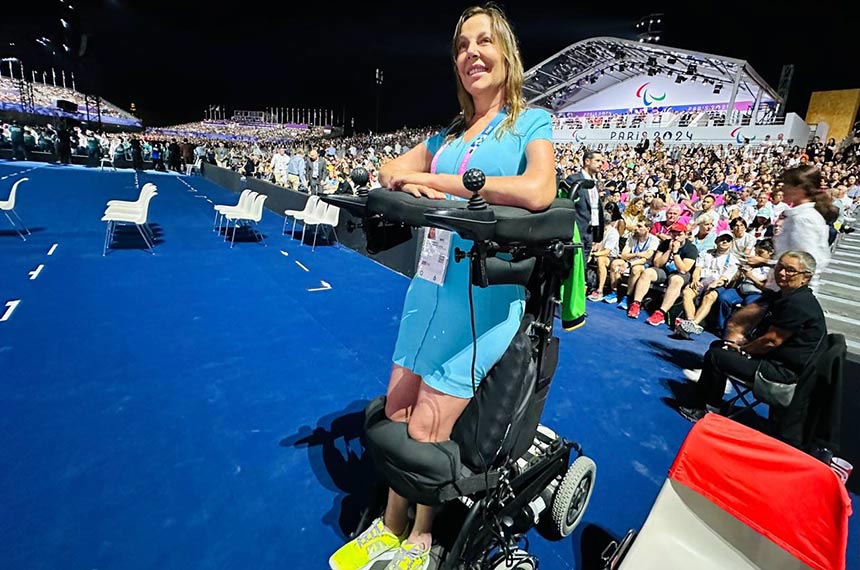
[350,167,370,198]
[463,168,487,211]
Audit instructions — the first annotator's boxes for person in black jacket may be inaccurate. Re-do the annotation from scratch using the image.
[130,137,143,170]
[563,149,605,255]
[56,122,72,165]
[167,139,181,172]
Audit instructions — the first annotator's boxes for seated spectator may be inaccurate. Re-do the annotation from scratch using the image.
[728,217,756,261]
[646,197,666,224]
[626,222,698,324]
[675,251,827,423]
[716,239,774,333]
[689,218,717,252]
[692,194,720,227]
[676,231,739,337]
[610,218,660,307]
[716,191,740,228]
[621,197,646,239]
[588,217,621,302]
[651,204,681,240]
[750,208,774,239]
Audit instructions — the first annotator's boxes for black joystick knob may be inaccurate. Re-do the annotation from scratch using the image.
[463,168,487,211]
[350,167,370,198]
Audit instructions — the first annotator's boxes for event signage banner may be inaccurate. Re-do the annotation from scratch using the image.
[554,113,810,147]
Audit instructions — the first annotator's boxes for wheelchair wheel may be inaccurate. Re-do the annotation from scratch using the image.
[548,455,596,539]
[486,549,537,570]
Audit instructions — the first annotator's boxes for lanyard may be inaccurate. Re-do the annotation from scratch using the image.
[430,111,504,175]
[632,237,648,253]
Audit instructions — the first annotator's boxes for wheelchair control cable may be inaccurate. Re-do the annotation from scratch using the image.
[468,259,514,563]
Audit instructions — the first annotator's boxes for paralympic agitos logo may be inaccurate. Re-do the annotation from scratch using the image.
[730,127,757,144]
[636,82,666,107]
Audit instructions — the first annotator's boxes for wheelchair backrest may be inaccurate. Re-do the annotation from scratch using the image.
[451,314,557,473]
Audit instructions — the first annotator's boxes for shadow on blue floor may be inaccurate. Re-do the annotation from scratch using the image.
[0,160,856,570]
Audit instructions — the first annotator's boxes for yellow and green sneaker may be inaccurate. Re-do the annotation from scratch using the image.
[384,543,430,570]
[329,517,404,570]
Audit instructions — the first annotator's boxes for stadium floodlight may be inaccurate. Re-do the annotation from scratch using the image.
[647,67,657,76]
[675,75,686,84]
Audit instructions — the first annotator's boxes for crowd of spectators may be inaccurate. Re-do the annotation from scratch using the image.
[565,129,859,341]
[0,77,137,121]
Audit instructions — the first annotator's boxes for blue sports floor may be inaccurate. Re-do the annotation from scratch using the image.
[0,160,857,570]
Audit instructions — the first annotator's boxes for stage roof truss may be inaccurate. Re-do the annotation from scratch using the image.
[524,37,781,113]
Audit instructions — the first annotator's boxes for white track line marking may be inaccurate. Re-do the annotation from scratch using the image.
[295,261,309,272]
[28,264,45,280]
[0,300,21,322]
[47,243,58,256]
[308,280,332,292]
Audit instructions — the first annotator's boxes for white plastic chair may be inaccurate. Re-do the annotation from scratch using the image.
[224,193,268,248]
[283,195,319,238]
[107,183,156,209]
[308,204,340,251]
[100,156,117,171]
[0,177,30,241]
[213,189,253,232]
[295,198,328,244]
[101,189,158,255]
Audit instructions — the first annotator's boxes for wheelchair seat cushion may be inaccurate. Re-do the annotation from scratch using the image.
[366,190,577,244]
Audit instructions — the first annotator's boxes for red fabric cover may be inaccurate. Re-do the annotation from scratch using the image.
[669,413,852,570]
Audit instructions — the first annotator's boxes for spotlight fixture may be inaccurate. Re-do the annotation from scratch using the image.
[618,64,626,72]
[647,56,657,67]
[675,75,686,84]
[647,67,657,76]
[713,83,723,94]
[687,64,697,75]
[667,57,676,64]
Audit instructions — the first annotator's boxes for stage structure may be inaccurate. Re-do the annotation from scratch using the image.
[525,37,811,147]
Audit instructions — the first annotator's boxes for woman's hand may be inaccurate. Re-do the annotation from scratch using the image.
[386,171,429,191]
[395,183,446,200]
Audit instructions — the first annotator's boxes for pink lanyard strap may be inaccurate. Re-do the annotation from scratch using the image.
[430,112,504,175]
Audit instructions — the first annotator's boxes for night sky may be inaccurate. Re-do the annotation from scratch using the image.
[2,0,856,131]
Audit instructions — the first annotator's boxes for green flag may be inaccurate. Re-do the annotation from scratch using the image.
[560,223,586,331]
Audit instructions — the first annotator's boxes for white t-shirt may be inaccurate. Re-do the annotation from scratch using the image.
[770,202,830,293]
[696,250,739,288]
[730,233,757,258]
[625,233,660,256]
[597,225,620,257]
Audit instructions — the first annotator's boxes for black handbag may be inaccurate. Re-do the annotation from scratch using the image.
[752,335,824,408]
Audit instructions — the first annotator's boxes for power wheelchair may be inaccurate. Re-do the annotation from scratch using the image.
[321,169,596,570]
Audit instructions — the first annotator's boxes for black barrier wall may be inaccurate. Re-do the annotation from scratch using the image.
[201,163,421,277]
[200,163,242,192]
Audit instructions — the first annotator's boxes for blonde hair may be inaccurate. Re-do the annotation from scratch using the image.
[447,3,525,139]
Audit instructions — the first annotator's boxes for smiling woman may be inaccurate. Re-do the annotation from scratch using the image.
[329,4,557,570]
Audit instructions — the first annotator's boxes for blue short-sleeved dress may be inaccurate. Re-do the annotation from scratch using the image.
[392,108,553,398]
